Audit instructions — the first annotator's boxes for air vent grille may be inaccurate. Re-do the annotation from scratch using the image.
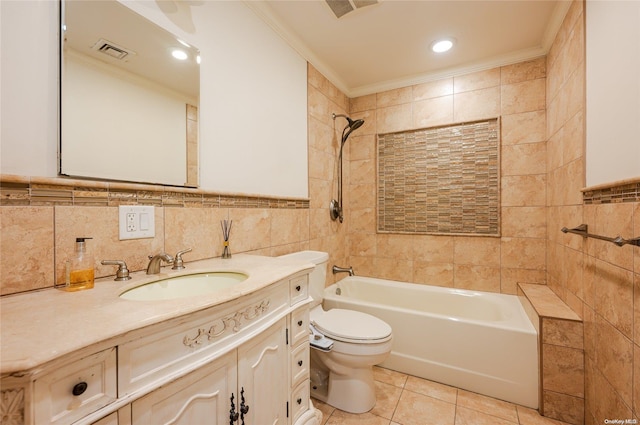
[91,38,135,60]
[326,0,378,18]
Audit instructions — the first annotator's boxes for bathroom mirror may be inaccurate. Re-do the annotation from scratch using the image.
[60,0,200,187]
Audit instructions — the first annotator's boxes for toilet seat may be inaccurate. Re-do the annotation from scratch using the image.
[310,308,392,344]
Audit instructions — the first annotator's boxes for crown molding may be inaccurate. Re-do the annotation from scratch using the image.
[347,46,548,98]
[541,0,573,52]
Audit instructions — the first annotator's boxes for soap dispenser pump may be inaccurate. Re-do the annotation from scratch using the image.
[63,237,95,291]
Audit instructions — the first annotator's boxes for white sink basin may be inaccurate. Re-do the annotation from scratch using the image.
[120,272,248,301]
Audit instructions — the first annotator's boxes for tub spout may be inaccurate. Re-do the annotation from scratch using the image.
[332,265,354,276]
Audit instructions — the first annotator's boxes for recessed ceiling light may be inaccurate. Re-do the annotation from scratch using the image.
[431,38,454,53]
[171,49,188,60]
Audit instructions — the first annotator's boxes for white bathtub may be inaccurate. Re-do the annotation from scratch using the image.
[323,276,538,408]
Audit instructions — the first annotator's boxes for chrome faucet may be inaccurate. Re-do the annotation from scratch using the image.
[332,265,354,276]
[146,253,174,274]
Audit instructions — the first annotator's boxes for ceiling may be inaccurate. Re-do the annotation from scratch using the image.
[247,0,571,97]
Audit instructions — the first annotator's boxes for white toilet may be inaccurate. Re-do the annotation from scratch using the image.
[280,251,393,414]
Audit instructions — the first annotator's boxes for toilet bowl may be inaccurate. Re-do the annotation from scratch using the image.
[279,251,393,414]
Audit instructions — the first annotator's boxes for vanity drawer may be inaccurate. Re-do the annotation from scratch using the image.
[91,412,118,425]
[290,343,310,388]
[290,380,310,424]
[289,275,308,306]
[290,307,309,347]
[34,348,117,425]
[118,280,289,396]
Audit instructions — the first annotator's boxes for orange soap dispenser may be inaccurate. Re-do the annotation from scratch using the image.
[64,237,95,291]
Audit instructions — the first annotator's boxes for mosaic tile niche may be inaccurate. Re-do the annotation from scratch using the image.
[377,118,500,236]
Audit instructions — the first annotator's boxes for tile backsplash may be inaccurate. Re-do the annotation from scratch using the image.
[0,175,310,295]
[583,180,640,204]
[0,175,309,208]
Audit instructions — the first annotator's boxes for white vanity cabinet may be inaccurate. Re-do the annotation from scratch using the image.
[130,348,238,424]
[131,319,289,425]
[0,262,318,425]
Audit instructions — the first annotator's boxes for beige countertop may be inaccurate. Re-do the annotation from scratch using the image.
[0,254,313,375]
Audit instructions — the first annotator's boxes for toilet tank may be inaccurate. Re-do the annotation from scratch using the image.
[278,251,328,306]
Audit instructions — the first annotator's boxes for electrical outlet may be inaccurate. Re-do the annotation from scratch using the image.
[119,206,155,240]
[126,213,136,232]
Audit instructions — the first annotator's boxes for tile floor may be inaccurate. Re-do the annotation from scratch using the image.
[312,367,571,425]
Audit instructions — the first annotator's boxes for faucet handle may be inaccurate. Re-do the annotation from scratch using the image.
[101,260,131,281]
[172,248,192,270]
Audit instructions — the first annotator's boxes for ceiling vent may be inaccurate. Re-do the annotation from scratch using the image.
[326,0,378,18]
[91,38,136,60]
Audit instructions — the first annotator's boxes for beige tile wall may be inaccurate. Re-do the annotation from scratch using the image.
[541,316,585,424]
[519,283,585,425]
[347,58,547,294]
[306,64,351,282]
[0,199,312,295]
[545,1,639,423]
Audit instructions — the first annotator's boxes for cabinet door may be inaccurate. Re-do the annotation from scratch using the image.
[237,319,288,425]
[131,351,237,425]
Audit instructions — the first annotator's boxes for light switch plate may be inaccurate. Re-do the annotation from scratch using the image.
[119,206,155,240]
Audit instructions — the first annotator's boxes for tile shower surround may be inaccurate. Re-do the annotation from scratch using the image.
[346,57,549,293]
[2,2,639,420]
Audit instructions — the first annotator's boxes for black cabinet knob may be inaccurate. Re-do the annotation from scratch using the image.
[72,382,88,396]
[297,397,302,404]
[298,360,303,366]
[295,285,301,291]
[297,320,303,326]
